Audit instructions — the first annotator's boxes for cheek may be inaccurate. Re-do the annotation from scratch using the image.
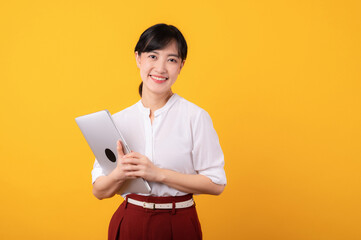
[139,65,150,77]
[170,66,181,77]
[141,62,153,74]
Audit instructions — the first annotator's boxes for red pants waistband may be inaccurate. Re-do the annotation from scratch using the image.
[125,194,193,203]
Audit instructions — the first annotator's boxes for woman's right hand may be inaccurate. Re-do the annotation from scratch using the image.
[110,140,136,181]
[92,140,135,200]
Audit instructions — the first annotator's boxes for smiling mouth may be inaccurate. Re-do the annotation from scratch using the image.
[149,75,168,82]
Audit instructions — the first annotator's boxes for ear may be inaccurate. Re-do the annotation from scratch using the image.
[178,60,185,74]
[135,51,141,69]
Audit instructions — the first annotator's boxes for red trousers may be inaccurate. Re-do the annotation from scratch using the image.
[108,194,202,240]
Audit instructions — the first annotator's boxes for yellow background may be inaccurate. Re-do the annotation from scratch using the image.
[1,0,360,239]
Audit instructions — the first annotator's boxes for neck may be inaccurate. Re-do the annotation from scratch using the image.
[141,89,173,113]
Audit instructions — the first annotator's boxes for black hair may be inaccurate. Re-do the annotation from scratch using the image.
[134,23,188,97]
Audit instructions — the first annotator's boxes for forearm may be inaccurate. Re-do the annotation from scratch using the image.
[92,171,125,200]
[158,169,225,195]
[120,151,225,195]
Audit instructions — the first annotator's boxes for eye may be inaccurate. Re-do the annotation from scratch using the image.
[168,58,178,63]
[148,55,157,59]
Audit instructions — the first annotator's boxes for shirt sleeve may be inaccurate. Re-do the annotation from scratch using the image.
[192,110,227,185]
[91,158,106,184]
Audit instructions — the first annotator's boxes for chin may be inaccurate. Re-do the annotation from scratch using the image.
[149,88,171,95]
[144,82,173,95]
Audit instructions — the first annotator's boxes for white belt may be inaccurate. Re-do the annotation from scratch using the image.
[127,197,194,210]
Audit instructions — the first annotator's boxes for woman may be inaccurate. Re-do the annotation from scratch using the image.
[91,23,227,240]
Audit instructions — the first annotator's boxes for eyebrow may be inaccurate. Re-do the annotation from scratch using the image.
[150,51,180,58]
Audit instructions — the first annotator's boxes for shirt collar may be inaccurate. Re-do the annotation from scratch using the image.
[137,93,180,117]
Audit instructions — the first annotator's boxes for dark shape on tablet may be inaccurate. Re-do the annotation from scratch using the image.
[105,148,116,162]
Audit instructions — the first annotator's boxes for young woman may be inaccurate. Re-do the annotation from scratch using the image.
[91,23,227,240]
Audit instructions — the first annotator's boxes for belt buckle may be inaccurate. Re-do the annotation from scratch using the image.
[143,202,155,209]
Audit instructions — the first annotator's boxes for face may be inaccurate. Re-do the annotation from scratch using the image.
[135,40,184,96]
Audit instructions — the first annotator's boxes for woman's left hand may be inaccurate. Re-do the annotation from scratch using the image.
[120,152,162,182]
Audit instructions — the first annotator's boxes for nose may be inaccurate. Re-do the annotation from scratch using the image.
[154,59,167,74]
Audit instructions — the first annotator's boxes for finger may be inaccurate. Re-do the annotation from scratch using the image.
[122,164,141,171]
[121,172,137,179]
[125,171,142,178]
[123,151,142,159]
[121,157,141,165]
[125,176,137,179]
[117,140,125,157]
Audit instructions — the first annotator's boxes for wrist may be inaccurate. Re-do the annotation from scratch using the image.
[109,166,126,183]
[157,168,167,183]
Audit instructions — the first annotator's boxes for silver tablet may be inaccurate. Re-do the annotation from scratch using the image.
[75,110,151,195]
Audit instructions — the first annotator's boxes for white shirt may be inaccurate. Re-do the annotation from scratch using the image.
[91,93,227,197]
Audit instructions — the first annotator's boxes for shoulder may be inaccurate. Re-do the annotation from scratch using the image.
[175,94,212,123]
[112,101,139,120]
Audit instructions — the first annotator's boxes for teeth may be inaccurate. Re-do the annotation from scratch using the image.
[151,75,167,81]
